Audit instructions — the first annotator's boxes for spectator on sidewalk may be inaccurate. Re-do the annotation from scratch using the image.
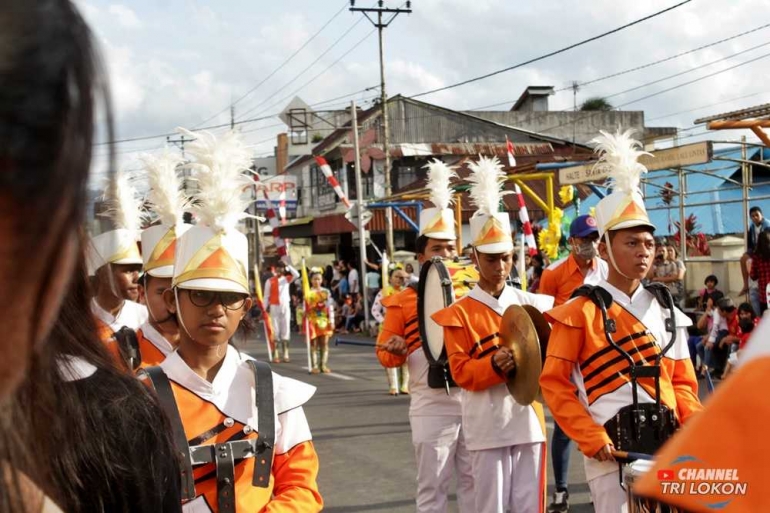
[347,261,360,303]
[740,206,770,295]
[697,275,722,311]
[749,230,770,314]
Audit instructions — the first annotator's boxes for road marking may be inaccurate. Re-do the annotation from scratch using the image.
[302,367,356,381]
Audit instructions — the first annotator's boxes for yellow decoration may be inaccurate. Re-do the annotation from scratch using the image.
[589,206,596,218]
[558,185,574,206]
[538,206,564,261]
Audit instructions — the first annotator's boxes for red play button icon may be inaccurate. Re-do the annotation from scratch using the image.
[657,469,675,481]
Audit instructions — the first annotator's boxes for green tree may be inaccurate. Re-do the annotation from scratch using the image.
[580,97,613,111]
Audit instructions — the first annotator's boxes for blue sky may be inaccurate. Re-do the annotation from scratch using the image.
[77,0,770,179]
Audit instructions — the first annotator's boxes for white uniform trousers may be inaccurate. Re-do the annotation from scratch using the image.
[469,442,544,513]
[410,415,474,513]
[269,304,291,341]
[588,472,626,513]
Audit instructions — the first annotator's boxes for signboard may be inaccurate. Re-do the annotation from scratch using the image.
[255,174,298,212]
[317,235,340,247]
[253,156,276,176]
[559,141,713,185]
[344,204,373,226]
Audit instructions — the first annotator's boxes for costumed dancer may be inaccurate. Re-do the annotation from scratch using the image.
[264,262,300,363]
[88,170,149,367]
[145,128,322,512]
[306,268,335,374]
[539,129,702,513]
[136,149,191,368]
[633,316,769,511]
[432,156,553,513]
[376,159,475,513]
[372,266,409,395]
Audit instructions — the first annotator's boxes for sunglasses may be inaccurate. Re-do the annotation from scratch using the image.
[186,289,248,311]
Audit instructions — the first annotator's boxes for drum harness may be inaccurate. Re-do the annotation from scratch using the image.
[141,360,275,513]
[573,283,680,484]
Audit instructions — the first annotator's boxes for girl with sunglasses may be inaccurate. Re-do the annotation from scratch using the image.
[147,129,322,512]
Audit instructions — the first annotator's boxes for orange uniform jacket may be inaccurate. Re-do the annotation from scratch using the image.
[540,288,702,463]
[376,287,420,368]
[136,322,176,369]
[160,348,322,513]
[538,254,607,306]
[634,319,770,512]
[94,317,129,372]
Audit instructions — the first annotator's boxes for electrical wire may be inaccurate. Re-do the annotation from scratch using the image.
[408,0,693,99]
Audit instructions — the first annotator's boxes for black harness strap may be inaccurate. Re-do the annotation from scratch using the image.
[142,366,196,501]
[247,360,275,488]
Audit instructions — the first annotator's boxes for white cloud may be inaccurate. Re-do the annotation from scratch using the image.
[108,4,142,29]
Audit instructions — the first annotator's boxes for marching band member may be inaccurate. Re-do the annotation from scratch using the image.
[376,159,474,512]
[634,317,769,511]
[136,150,191,368]
[432,156,553,513]
[537,214,607,512]
[148,128,322,512]
[372,266,409,395]
[306,269,335,373]
[87,171,149,364]
[264,262,300,363]
[539,130,702,513]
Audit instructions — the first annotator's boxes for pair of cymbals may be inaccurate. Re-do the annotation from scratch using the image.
[499,305,551,405]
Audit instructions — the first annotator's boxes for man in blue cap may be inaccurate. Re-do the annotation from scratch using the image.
[539,214,608,512]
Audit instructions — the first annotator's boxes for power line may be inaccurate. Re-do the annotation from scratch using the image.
[470,21,770,111]
[191,1,349,129]
[239,27,377,120]
[408,0,693,99]
[234,15,370,121]
[647,90,770,121]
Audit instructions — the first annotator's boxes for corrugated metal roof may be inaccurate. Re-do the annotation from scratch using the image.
[694,103,770,124]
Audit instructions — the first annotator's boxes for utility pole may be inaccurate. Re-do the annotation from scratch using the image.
[349,0,412,257]
[167,134,190,196]
[231,105,235,129]
[351,99,370,329]
[571,80,579,150]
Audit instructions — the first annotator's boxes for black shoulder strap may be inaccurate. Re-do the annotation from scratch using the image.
[246,360,275,488]
[571,285,614,309]
[407,282,418,293]
[141,366,196,501]
[114,326,141,370]
[644,282,674,310]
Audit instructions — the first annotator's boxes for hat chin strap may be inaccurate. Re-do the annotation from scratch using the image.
[603,232,637,282]
[173,287,196,343]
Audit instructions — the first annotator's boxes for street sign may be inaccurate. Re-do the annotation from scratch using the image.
[344,204,373,227]
[559,141,713,185]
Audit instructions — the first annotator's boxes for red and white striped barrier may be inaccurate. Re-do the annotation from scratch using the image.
[314,156,351,210]
[507,137,538,256]
[264,193,288,260]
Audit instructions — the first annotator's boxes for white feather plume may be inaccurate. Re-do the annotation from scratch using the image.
[423,159,457,209]
[177,127,254,232]
[141,149,188,226]
[467,155,509,216]
[102,170,142,233]
[590,128,651,193]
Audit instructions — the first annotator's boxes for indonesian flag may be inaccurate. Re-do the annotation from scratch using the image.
[506,136,517,168]
[315,156,352,210]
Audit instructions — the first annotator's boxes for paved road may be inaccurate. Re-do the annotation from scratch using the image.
[241,332,596,512]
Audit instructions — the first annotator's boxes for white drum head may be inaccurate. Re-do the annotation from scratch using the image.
[421,261,454,361]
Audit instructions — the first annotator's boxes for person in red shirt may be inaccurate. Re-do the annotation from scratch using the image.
[749,230,770,314]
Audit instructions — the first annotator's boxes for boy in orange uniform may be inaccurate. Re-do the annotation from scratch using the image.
[432,156,553,513]
[539,130,702,513]
[135,150,191,368]
[146,128,321,512]
[87,171,148,366]
[376,159,474,512]
[634,318,769,511]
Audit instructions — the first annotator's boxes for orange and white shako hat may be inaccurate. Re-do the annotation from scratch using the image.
[140,149,191,278]
[419,159,457,241]
[172,128,254,295]
[87,171,143,275]
[467,155,513,254]
[591,129,656,238]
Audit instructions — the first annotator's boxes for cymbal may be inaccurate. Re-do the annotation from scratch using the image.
[499,304,546,405]
[521,304,551,364]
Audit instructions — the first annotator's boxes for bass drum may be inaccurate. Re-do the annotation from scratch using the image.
[417,258,478,389]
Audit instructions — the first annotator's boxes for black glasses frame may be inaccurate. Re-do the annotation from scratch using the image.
[186,289,248,311]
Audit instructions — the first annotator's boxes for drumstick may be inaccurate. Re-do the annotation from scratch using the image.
[611,450,654,461]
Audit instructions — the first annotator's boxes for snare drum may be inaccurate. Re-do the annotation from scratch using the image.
[624,460,682,513]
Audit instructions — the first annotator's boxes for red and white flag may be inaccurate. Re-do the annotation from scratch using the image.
[506,137,537,255]
[315,156,352,209]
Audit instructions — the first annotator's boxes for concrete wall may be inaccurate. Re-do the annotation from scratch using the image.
[469,110,646,146]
